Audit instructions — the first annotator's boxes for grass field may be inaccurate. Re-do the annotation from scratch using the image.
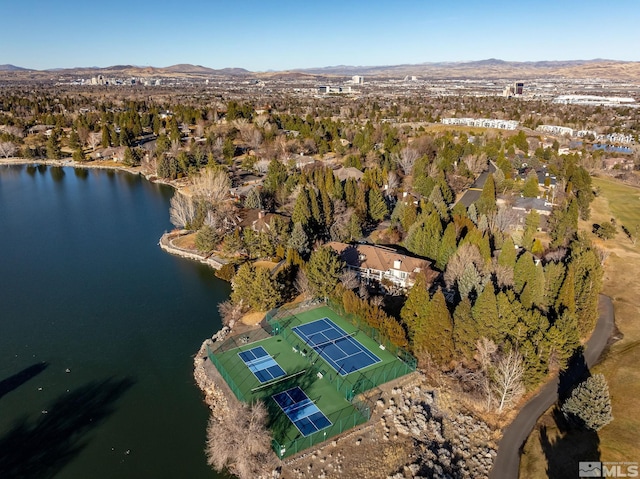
[211,304,414,457]
[520,176,640,477]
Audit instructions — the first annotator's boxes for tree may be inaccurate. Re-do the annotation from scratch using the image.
[453,297,478,361]
[368,187,388,222]
[205,401,274,479]
[288,222,310,256]
[217,299,245,327]
[561,374,613,431]
[244,187,262,210]
[396,146,419,175]
[522,173,540,198]
[46,128,62,159]
[231,263,281,311]
[292,188,311,226]
[264,159,287,193]
[195,225,221,252]
[492,349,525,412]
[0,141,17,159]
[192,167,231,206]
[169,193,196,229]
[476,173,497,215]
[305,246,344,299]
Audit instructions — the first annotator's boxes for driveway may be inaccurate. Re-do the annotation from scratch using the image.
[488,294,615,479]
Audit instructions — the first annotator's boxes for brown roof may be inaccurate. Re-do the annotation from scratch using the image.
[326,242,430,274]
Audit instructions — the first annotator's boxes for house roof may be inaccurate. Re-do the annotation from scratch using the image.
[332,167,364,182]
[512,197,552,213]
[327,241,430,274]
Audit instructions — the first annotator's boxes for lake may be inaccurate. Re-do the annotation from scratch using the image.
[0,165,229,479]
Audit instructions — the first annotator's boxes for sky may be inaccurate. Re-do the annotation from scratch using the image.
[2,0,639,71]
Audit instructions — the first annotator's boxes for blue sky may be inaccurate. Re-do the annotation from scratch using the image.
[2,0,639,70]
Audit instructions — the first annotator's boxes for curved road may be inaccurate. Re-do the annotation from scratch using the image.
[489,294,615,479]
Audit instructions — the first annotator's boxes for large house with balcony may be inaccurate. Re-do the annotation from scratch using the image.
[327,242,436,291]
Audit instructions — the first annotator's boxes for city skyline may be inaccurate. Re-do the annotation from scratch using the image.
[2,0,639,71]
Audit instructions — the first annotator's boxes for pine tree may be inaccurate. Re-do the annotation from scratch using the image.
[555,264,576,316]
[309,187,322,225]
[499,236,517,269]
[514,251,536,296]
[347,214,363,241]
[473,281,499,339]
[436,223,458,270]
[244,187,262,209]
[522,173,540,198]
[305,247,344,299]
[46,128,62,160]
[425,289,455,366]
[292,188,311,226]
[561,374,613,431]
[476,173,497,215]
[368,187,388,222]
[453,297,478,361]
[288,222,310,256]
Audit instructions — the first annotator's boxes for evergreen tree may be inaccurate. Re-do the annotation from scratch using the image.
[305,247,344,299]
[72,147,85,162]
[544,261,567,312]
[561,374,613,431]
[244,187,262,209]
[453,297,478,361]
[555,264,576,316]
[309,187,322,226]
[288,222,310,256]
[69,129,80,149]
[436,223,458,270]
[522,173,540,198]
[368,187,388,222]
[292,189,311,226]
[347,214,363,240]
[321,189,333,227]
[231,263,282,311]
[344,178,357,206]
[195,225,221,252]
[473,281,499,340]
[101,125,111,148]
[514,251,537,296]
[498,236,517,269]
[522,210,540,250]
[354,184,367,218]
[264,159,287,193]
[476,173,497,215]
[46,128,62,159]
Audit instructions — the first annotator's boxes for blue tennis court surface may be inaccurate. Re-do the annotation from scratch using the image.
[272,386,331,436]
[238,346,286,383]
[293,318,380,376]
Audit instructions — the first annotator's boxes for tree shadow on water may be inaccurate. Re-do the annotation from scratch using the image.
[0,362,49,400]
[0,376,135,479]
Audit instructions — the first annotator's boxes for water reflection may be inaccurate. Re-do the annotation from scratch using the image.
[50,167,65,182]
[74,168,89,180]
[26,165,37,176]
[37,164,47,175]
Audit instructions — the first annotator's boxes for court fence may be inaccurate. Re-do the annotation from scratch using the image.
[266,299,417,401]
[206,343,249,402]
[271,398,370,459]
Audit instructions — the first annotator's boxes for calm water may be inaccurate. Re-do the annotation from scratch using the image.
[0,165,229,479]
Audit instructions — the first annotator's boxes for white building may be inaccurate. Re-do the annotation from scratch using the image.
[440,118,519,130]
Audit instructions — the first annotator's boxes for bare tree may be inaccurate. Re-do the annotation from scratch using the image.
[475,337,498,410]
[463,153,487,176]
[0,141,17,159]
[444,243,486,288]
[492,349,525,412]
[340,269,360,290]
[206,400,275,479]
[169,193,196,229]
[396,146,420,175]
[294,269,313,298]
[217,299,245,327]
[386,171,399,195]
[254,159,271,174]
[192,167,231,206]
[88,132,102,150]
[487,207,517,234]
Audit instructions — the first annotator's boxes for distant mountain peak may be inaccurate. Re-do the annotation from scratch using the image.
[0,64,31,72]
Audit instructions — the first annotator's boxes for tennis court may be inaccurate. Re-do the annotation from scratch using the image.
[272,386,332,437]
[292,317,380,376]
[238,346,286,383]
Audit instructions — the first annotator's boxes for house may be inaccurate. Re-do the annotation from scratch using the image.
[332,166,364,182]
[498,196,553,231]
[289,154,316,170]
[327,242,436,291]
[238,209,286,234]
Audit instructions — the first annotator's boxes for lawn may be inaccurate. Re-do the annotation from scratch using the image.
[520,176,640,477]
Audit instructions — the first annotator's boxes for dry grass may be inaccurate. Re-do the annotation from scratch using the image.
[172,232,197,250]
[240,311,265,326]
[253,260,279,270]
[520,176,640,477]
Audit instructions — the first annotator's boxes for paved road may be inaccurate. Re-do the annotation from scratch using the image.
[456,162,497,208]
[489,294,615,479]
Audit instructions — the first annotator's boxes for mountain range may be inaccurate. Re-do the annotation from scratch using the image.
[1,59,640,81]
